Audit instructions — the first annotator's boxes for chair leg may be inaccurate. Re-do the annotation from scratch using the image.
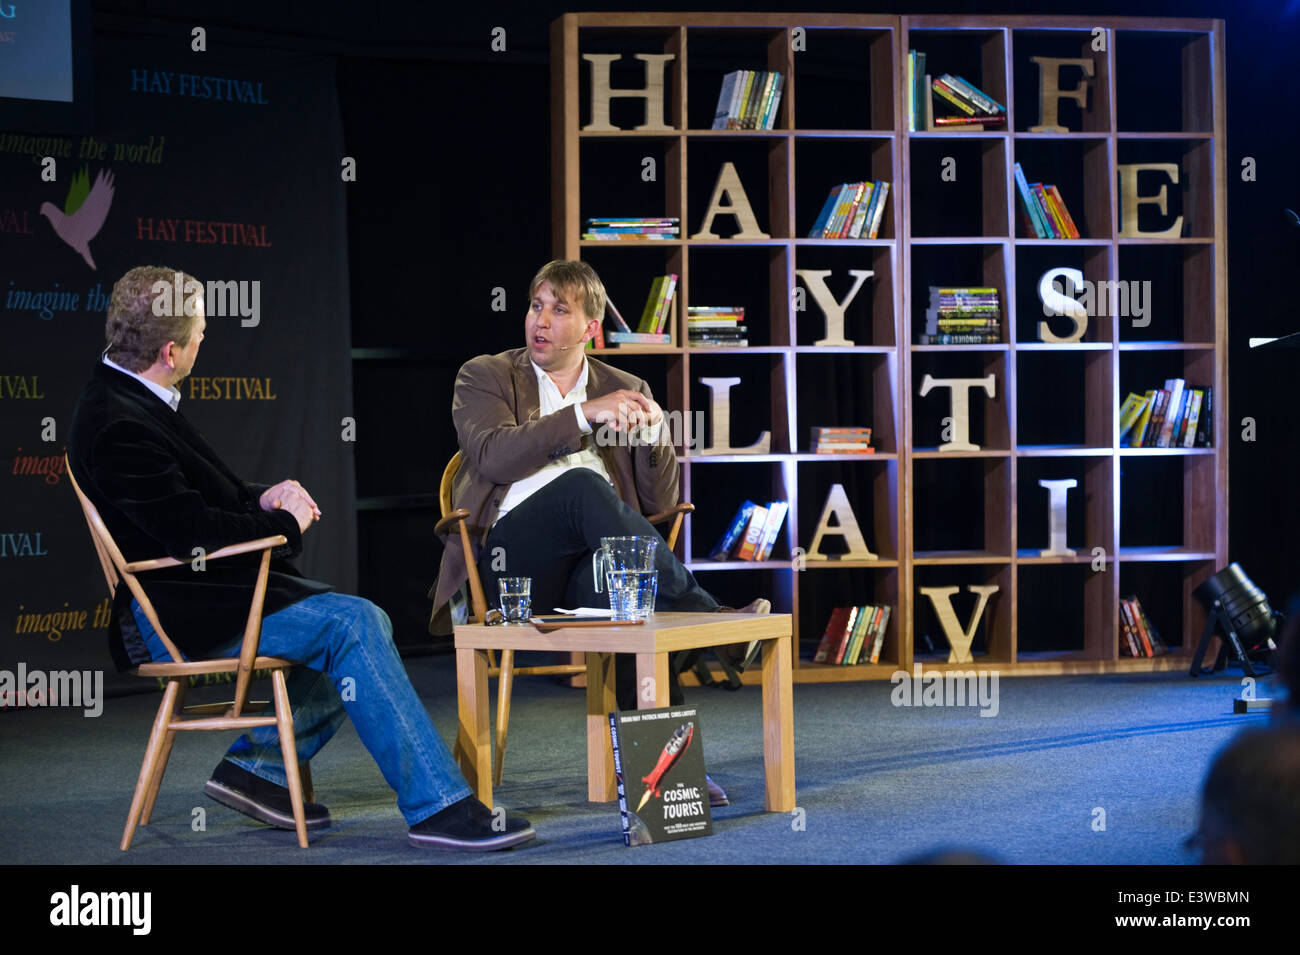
[271,669,309,848]
[493,649,515,786]
[299,761,314,804]
[141,680,187,825]
[122,680,180,851]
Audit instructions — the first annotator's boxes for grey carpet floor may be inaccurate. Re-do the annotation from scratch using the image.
[0,655,1275,865]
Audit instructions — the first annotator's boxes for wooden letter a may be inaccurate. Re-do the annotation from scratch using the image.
[691,162,769,239]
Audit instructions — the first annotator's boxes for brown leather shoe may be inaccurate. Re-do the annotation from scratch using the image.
[712,598,770,673]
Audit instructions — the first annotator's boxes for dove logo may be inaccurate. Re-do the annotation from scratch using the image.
[39,166,115,270]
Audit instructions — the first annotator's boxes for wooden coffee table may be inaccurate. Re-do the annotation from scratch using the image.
[453,612,795,811]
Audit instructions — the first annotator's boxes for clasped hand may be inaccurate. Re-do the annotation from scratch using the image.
[581,389,663,434]
[259,479,321,533]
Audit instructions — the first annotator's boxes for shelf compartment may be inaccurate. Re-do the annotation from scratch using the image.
[1014,242,1113,344]
[796,352,900,453]
[688,350,787,453]
[686,244,785,347]
[795,137,896,240]
[1012,137,1110,239]
[911,349,1009,452]
[684,460,791,563]
[797,564,902,667]
[1116,243,1214,343]
[913,562,1013,664]
[1011,28,1112,134]
[789,27,896,131]
[908,136,1010,238]
[911,242,1009,345]
[913,456,1011,555]
[794,242,897,346]
[1114,138,1213,239]
[1017,563,1096,654]
[687,137,790,239]
[1016,455,1113,564]
[1115,29,1215,134]
[797,457,900,560]
[1015,349,1112,447]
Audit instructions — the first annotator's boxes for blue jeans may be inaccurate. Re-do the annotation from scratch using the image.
[132,593,471,825]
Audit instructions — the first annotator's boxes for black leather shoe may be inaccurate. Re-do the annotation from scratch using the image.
[204,759,331,830]
[713,598,771,673]
[705,774,729,807]
[409,796,537,851]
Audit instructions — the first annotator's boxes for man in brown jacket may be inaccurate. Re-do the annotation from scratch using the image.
[431,261,764,724]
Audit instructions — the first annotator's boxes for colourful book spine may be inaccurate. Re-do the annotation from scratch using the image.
[838,182,867,239]
[1013,163,1048,239]
[607,332,671,345]
[867,181,890,238]
[755,501,789,562]
[844,605,874,665]
[636,276,666,333]
[1119,392,1149,442]
[940,73,1004,114]
[735,505,769,561]
[1046,185,1081,238]
[1030,184,1060,238]
[809,186,840,237]
[869,605,891,663]
[652,273,678,334]
[1157,379,1184,447]
[1130,389,1157,446]
[1182,390,1204,448]
[1118,600,1141,656]
[814,607,852,664]
[1040,186,1070,238]
[831,607,860,665]
[932,78,976,115]
[848,182,875,238]
[710,500,757,559]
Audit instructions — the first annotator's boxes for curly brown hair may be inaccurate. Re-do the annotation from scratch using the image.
[105,266,202,372]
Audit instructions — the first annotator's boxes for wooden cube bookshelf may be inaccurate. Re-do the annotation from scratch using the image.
[551,13,1226,681]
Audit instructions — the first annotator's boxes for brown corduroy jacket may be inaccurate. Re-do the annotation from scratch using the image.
[428,347,680,626]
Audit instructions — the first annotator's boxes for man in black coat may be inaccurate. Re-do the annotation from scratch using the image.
[69,265,532,850]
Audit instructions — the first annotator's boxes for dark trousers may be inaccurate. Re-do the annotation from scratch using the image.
[477,469,718,709]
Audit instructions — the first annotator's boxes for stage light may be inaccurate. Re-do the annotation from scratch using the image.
[1191,563,1281,678]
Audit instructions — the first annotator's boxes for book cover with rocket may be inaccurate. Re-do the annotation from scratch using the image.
[608,705,713,846]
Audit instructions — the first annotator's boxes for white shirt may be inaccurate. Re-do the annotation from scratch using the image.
[103,354,181,411]
[494,356,611,522]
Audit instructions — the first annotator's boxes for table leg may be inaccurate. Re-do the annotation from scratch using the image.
[761,633,796,812]
[585,652,617,802]
[456,647,492,809]
[635,651,670,709]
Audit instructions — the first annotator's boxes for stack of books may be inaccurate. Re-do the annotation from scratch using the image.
[930,71,1005,129]
[807,180,890,239]
[581,217,680,241]
[711,70,784,130]
[1119,596,1170,658]
[813,605,893,665]
[920,286,1001,344]
[811,426,873,454]
[606,275,678,346]
[1013,163,1081,239]
[710,500,788,562]
[1120,381,1213,448]
[687,306,747,348]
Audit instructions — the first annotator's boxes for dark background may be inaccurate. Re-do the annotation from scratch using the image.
[66,0,1300,647]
